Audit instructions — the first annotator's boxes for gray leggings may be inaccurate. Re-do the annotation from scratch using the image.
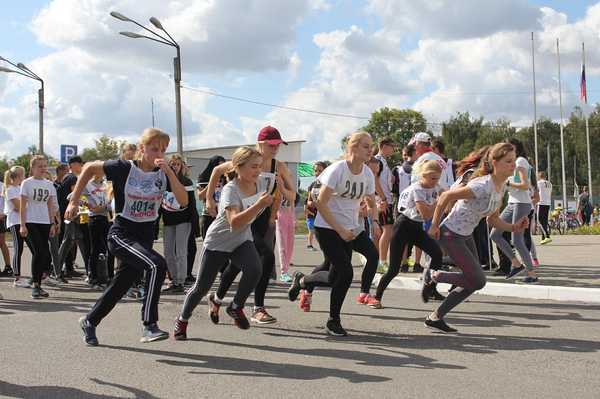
[163,222,191,285]
[434,226,487,319]
[180,241,261,320]
[490,203,534,271]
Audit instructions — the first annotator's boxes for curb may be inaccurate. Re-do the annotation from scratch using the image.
[372,274,600,304]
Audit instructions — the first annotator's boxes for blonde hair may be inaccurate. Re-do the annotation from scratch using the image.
[29,155,47,174]
[121,142,137,153]
[169,154,186,179]
[473,142,515,178]
[345,131,372,158]
[3,166,25,196]
[227,146,263,180]
[136,128,170,159]
[413,160,442,178]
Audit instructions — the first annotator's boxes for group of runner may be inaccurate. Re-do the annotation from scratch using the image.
[0,125,545,342]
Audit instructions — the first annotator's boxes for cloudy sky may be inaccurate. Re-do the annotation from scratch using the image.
[1,0,599,162]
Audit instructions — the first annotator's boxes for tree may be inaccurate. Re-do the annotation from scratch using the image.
[0,157,9,181]
[81,134,121,162]
[441,112,485,160]
[362,107,428,146]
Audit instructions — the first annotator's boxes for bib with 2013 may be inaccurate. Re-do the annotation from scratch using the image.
[121,162,167,223]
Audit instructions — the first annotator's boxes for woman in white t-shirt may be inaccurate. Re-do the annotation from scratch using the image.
[20,156,59,299]
[536,171,552,244]
[287,131,381,337]
[427,143,529,332]
[4,166,26,286]
[490,138,538,283]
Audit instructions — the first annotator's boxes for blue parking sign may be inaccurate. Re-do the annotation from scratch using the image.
[60,145,78,163]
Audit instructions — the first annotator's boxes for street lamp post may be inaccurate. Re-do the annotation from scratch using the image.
[0,57,45,154]
[110,11,183,155]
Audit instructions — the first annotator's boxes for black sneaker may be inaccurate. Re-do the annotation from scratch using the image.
[400,264,409,273]
[65,269,85,278]
[288,272,304,302]
[412,263,424,273]
[522,276,539,284]
[208,293,221,324]
[430,288,446,301]
[38,288,50,298]
[420,270,435,303]
[425,316,457,333]
[326,319,348,337]
[493,269,508,277]
[79,316,99,346]
[505,265,525,279]
[226,304,250,330]
[31,287,43,299]
[1,265,14,277]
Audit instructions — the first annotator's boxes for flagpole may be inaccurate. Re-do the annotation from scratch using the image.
[557,38,568,211]
[582,42,593,203]
[532,32,539,176]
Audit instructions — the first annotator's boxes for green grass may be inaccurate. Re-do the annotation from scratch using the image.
[567,224,600,235]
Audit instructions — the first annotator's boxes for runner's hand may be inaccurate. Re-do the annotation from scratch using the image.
[338,228,355,242]
[20,225,28,238]
[258,192,274,208]
[64,202,79,221]
[513,216,529,232]
[428,225,440,240]
[206,198,218,217]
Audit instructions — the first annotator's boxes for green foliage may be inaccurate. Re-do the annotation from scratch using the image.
[0,158,9,181]
[81,134,121,162]
[363,107,428,146]
[567,224,600,235]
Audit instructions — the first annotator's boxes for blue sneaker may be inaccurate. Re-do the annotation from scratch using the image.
[140,323,169,343]
[79,317,98,346]
[279,273,292,283]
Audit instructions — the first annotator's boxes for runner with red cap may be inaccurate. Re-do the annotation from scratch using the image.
[205,125,296,325]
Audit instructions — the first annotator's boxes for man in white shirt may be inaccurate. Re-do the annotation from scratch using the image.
[537,171,552,244]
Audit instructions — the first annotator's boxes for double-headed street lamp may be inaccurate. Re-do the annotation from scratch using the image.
[110,11,183,155]
[0,56,45,154]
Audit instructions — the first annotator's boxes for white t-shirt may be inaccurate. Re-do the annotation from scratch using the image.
[398,182,439,222]
[442,174,506,236]
[0,182,4,216]
[508,157,532,204]
[537,179,552,206]
[20,177,56,224]
[411,151,451,190]
[4,186,21,228]
[314,160,375,233]
[374,154,393,203]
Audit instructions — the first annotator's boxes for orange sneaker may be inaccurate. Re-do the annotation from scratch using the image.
[299,290,312,312]
[356,293,369,304]
[366,296,383,309]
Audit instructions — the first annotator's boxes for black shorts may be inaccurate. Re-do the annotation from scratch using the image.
[0,218,7,233]
[378,204,395,226]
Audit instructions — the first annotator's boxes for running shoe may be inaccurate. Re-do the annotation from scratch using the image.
[79,316,98,346]
[307,245,317,252]
[288,272,304,301]
[430,289,446,301]
[1,265,14,277]
[400,264,409,273]
[493,269,509,277]
[522,276,539,284]
[540,237,552,245]
[208,293,221,324]
[162,283,184,294]
[425,316,457,333]
[184,275,196,286]
[140,323,169,343]
[412,263,424,273]
[65,269,85,278]
[31,287,43,299]
[326,319,348,337]
[506,265,526,279]
[226,304,250,330]
[251,307,277,324]
[421,272,435,303]
[279,273,293,283]
[299,290,312,312]
[13,278,31,288]
[532,259,540,268]
[49,274,69,284]
[356,292,369,304]
[367,296,383,309]
[376,261,388,274]
[38,288,50,298]
[173,318,188,341]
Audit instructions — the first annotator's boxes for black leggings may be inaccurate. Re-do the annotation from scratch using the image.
[24,223,51,285]
[9,225,24,276]
[303,228,378,321]
[216,224,275,308]
[305,256,331,294]
[87,232,166,326]
[187,230,197,278]
[538,205,550,239]
[88,215,110,283]
[375,216,442,300]
[180,241,262,319]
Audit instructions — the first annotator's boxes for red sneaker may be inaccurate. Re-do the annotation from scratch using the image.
[366,296,383,309]
[356,293,369,304]
[173,318,188,341]
[299,290,312,312]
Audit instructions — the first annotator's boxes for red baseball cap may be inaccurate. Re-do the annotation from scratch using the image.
[257,125,288,145]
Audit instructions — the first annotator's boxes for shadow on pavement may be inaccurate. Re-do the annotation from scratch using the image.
[0,378,162,399]
[102,344,396,383]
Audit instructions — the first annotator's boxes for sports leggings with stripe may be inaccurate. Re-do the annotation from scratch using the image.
[87,231,166,326]
[180,241,262,320]
[9,225,24,276]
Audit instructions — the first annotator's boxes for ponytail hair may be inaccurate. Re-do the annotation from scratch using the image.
[345,131,372,159]
[456,145,490,177]
[227,146,263,180]
[473,142,515,178]
[3,166,25,196]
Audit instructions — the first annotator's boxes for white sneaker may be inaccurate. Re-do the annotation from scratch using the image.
[13,278,32,288]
